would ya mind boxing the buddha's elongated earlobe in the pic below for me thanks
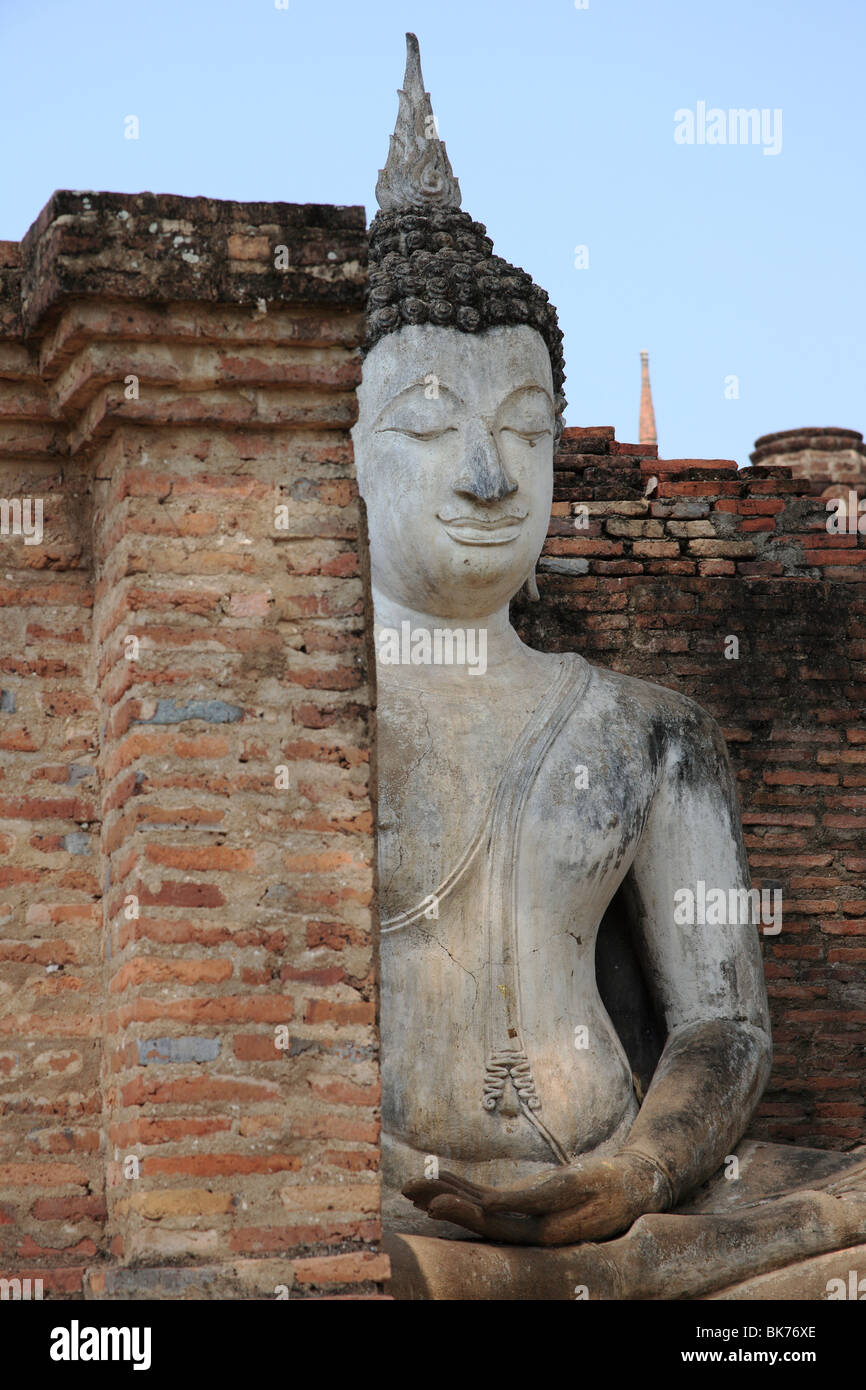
[524,569,540,602]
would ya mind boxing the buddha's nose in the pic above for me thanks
[452,423,518,504]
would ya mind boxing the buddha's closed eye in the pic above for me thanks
[376,425,459,440]
[500,426,552,448]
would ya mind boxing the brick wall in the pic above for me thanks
[1,192,862,1299]
[0,192,386,1298]
[513,426,866,1150]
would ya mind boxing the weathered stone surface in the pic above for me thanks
[17,192,366,336]
[0,189,380,1300]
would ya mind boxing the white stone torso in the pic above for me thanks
[378,654,657,1196]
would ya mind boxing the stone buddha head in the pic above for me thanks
[353,34,567,622]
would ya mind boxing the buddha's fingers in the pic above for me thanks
[535,1203,636,1246]
[480,1172,590,1216]
[403,1173,492,1206]
[432,1169,492,1202]
[427,1194,543,1245]
[403,1172,490,1210]
[402,1179,441,1210]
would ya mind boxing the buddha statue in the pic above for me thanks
[352,35,866,1300]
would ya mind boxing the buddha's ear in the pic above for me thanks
[523,568,540,602]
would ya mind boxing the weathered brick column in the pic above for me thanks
[1,192,385,1298]
[0,237,102,1298]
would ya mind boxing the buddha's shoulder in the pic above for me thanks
[561,654,728,761]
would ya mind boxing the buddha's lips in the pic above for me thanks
[437,514,527,545]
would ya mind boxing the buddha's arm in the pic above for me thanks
[616,1019,770,1209]
[613,700,773,1205]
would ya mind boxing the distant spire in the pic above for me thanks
[639,350,657,448]
[375,33,461,213]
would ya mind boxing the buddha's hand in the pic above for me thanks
[402,1152,669,1246]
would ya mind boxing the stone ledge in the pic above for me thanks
[6,191,367,339]
[80,1255,389,1301]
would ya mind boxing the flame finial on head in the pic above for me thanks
[375,33,462,212]
[365,33,566,425]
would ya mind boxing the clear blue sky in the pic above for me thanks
[2,0,863,465]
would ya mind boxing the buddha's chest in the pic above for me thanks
[376,685,541,903]
[376,682,651,926]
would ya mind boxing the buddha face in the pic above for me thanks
[353,324,555,619]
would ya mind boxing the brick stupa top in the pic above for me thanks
[365,33,566,418]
